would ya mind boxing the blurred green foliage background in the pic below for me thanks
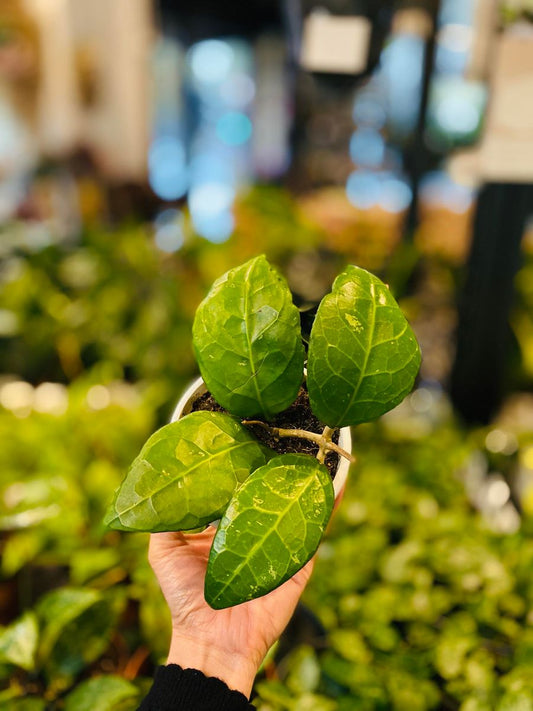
[2,187,533,709]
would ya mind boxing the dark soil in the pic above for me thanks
[191,386,340,479]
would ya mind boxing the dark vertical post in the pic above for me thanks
[450,183,533,424]
[405,0,441,235]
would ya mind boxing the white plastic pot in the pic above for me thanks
[171,376,352,500]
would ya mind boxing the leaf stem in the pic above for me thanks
[242,421,355,464]
[317,425,335,464]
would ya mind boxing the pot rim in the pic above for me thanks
[171,376,352,500]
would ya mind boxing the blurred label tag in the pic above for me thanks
[451,28,533,183]
[480,28,533,181]
[300,13,371,74]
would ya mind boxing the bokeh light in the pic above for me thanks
[435,24,472,74]
[188,183,235,216]
[187,39,234,85]
[216,112,252,146]
[429,79,486,142]
[420,170,475,213]
[350,128,385,168]
[148,136,188,200]
[191,210,234,243]
[379,174,413,213]
[346,171,382,210]
[189,152,235,185]
[352,92,387,129]
[219,74,255,108]
[154,208,185,253]
[380,34,424,138]
[346,171,412,213]
[189,182,235,243]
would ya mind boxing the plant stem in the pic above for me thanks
[317,426,335,464]
[242,421,355,464]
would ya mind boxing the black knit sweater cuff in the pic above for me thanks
[137,664,254,710]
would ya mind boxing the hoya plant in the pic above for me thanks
[105,255,421,609]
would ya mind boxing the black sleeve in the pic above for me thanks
[137,664,255,711]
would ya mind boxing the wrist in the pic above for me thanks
[167,631,259,698]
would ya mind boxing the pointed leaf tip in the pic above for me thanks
[205,454,334,609]
[192,256,305,419]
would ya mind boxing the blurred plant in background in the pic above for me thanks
[1,188,533,708]
[255,407,533,710]
[501,0,533,25]
[1,0,533,705]
[511,226,533,390]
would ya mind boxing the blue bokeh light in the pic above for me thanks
[154,209,185,253]
[148,136,185,172]
[188,40,234,85]
[188,182,235,216]
[435,24,472,75]
[438,0,474,27]
[350,128,385,168]
[148,136,188,201]
[220,74,255,108]
[429,78,486,140]
[216,112,252,146]
[435,44,469,75]
[346,171,412,213]
[188,182,235,243]
[379,175,413,213]
[421,171,474,213]
[191,210,234,243]
[189,152,235,185]
[352,93,387,129]
[436,97,479,134]
[346,172,382,210]
[380,34,424,138]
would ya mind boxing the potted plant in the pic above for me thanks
[105,255,420,609]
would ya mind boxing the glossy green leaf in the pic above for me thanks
[0,612,38,671]
[192,255,305,418]
[307,265,421,427]
[105,412,271,532]
[63,676,139,711]
[205,454,334,609]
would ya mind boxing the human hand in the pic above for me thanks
[148,528,314,697]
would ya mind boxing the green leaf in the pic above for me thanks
[69,547,121,585]
[63,676,139,711]
[435,635,477,680]
[1,530,44,577]
[0,612,38,671]
[307,265,421,427]
[329,629,372,665]
[205,454,334,609]
[192,255,305,418]
[461,699,493,711]
[105,411,271,532]
[285,645,321,694]
[36,587,123,690]
[254,680,293,708]
[36,588,102,663]
[498,693,533,711]
[320,651,386,700]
